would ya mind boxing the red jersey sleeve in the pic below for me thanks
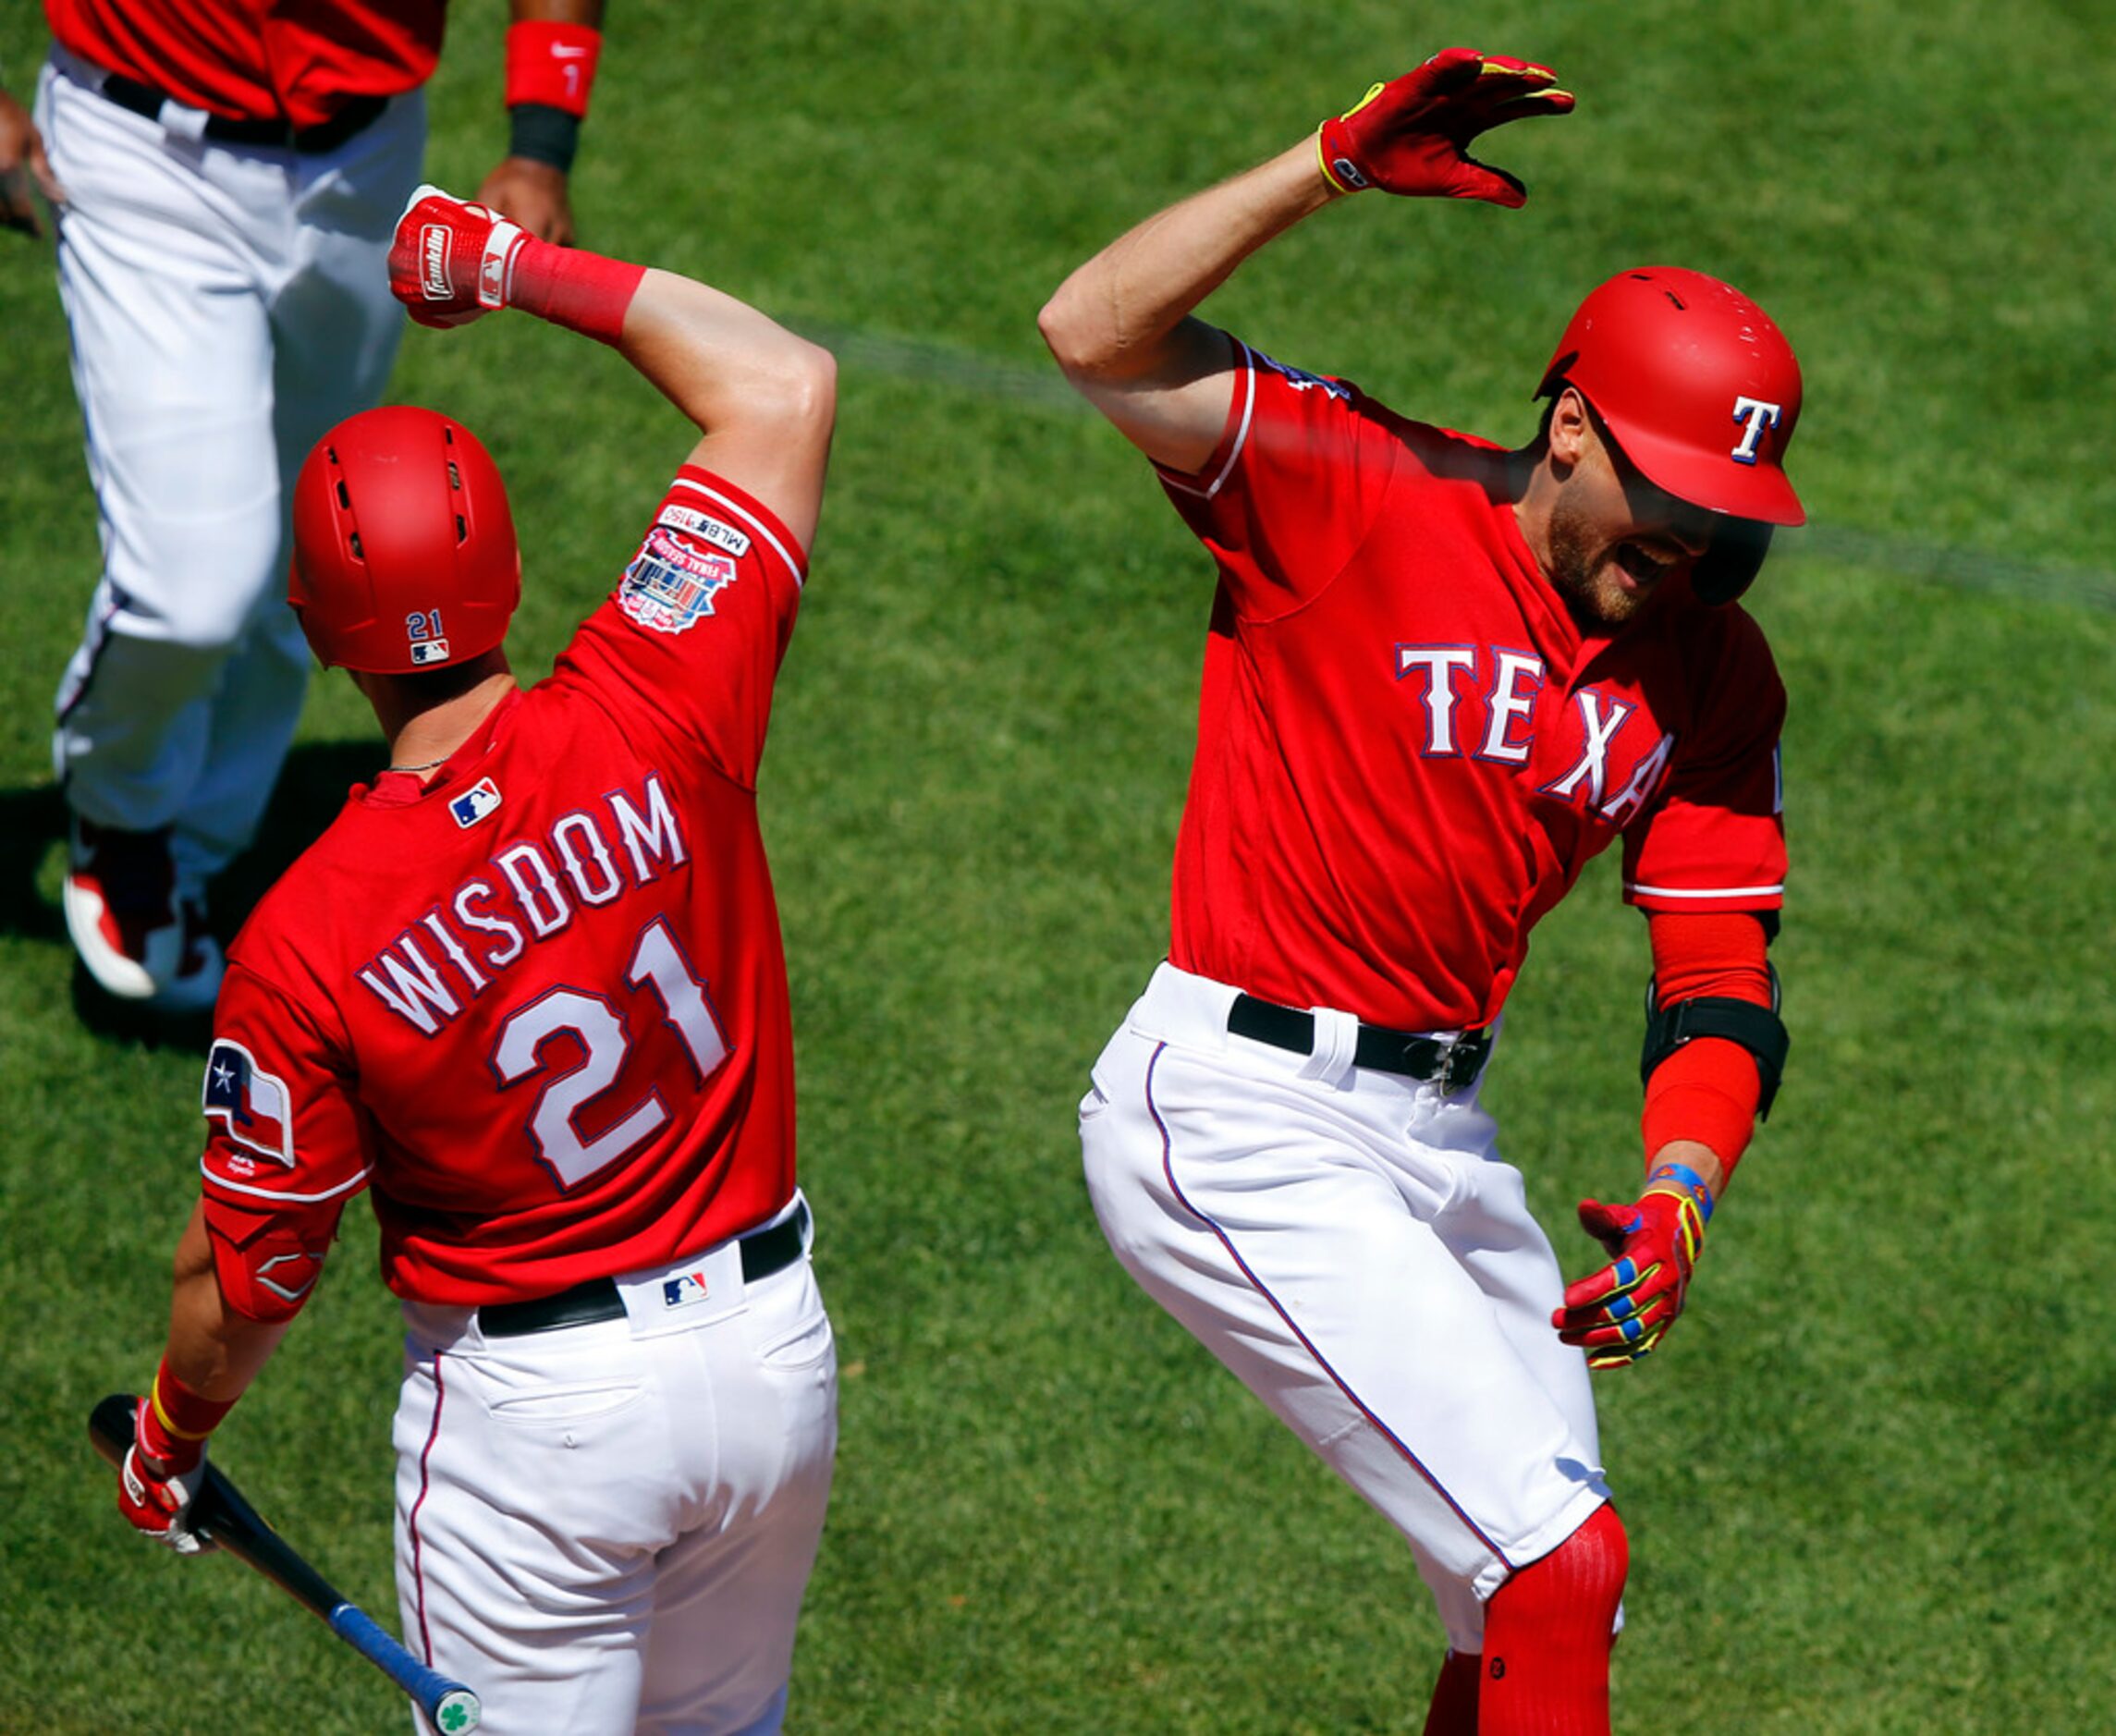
[1155,339,1405,621]
[552,467,810,789]
[199,962,373,1220]
[1622,606,1788,914]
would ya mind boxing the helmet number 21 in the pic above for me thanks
[491,917,731,1189]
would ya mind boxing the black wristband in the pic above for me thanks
[507,103,581,174]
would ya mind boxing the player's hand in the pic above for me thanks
[474,156,574,247]
[0,88,66,238]
[1552,1189,1707,1368]
[388,183,530,329]
[116,1400,214,1554]
[1316,47,1574,206]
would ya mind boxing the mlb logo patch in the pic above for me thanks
[410,639,453,666]
[450,777,503,828]
[662,1270,712,1309]
[618,528,738,636]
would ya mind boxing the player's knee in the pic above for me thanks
[110,528,287,654]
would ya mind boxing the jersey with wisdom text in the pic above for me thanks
[1154,340,1787,1033]
[196,468,808,1307]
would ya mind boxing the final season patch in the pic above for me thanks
[202,1039,295,1168]
[618,526,738,635]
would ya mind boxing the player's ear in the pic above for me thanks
[1546,385,1593,471]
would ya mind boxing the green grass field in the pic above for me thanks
[5,1,2114,1730]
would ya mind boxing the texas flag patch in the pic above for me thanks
[202,1040,295,1168]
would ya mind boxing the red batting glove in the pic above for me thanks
[116,1397,214,1555]
[388,182,531,330]
[1316,47,1574,206]
[1552,1190,1707,1369]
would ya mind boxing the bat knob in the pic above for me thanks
[434,1688,482,1731]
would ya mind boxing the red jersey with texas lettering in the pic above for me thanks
[1156,339,1786,1033]
[47,0,444,128]
[197,468,806,1307]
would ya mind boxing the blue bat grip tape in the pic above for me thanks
[328,1605,482,1730]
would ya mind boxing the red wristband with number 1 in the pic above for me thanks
[504,20,603,118]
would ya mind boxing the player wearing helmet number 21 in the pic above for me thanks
[1043,48,1798,1733]
[114,187,840,1734]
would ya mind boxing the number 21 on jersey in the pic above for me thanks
[491,917,729,1189]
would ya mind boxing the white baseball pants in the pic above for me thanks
[37,47,423,881]
[1080,962,1611,1653]
[393,1199,838,1734]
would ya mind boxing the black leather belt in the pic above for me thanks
[1228,994,1494,1094]
[97,73,387,154]
[480,1201,810,1339]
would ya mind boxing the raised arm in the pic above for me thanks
[474,0,608,245]
[389,188,836,549]
[1038,48,1573,474]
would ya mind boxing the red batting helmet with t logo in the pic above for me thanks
[288,406,521,672]
[1536,268,1804,605]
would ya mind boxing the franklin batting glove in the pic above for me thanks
[116,1399,214,1555]
[388,183,529,330]
[1316,47,1574,206]
[1553,1181,1709,1369]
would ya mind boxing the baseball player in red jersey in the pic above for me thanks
[111,188,839,1733]
[0,0,605,1015]
[1041,50,1799,1734]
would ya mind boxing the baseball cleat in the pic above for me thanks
[63,818,224,1012]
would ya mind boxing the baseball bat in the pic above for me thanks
[90,1393,482,1733]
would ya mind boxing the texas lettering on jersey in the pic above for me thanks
[1392,643,1677,830]
[356,771,689,1036]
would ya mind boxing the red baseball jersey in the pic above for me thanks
[197,468,807,1307]
[1156,340,1786,1033]
[47,0,444,129]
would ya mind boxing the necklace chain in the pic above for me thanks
[387,754,449,775]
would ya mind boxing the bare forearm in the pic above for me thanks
[618,269,834,441]
[1041,140,1341,384]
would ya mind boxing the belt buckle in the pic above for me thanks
[1437,1031,1486,1095]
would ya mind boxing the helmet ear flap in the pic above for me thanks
[1693,519,1774,606]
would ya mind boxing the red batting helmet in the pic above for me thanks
[288,406,521,673]
[1536,266,1804,529]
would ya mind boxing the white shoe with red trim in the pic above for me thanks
[62,818,225,1012]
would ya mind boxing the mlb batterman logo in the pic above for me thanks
[450,777,503,828]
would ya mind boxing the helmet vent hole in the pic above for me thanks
[456,514,469,544]
[336,482,350,509]
[349,531,364,561]
[446,461,462,492]
[1663,289,1687,311]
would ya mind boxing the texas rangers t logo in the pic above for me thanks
[1730,396,1783,465]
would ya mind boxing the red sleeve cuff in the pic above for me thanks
[1642,1036,1761,1170]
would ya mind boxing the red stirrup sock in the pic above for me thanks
[505,237,646,347]
[1421,1647,1481,1735]
[1478,1502,1629,1735]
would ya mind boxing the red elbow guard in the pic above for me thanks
[505,20,603,118]
[202,1195,341,1324]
